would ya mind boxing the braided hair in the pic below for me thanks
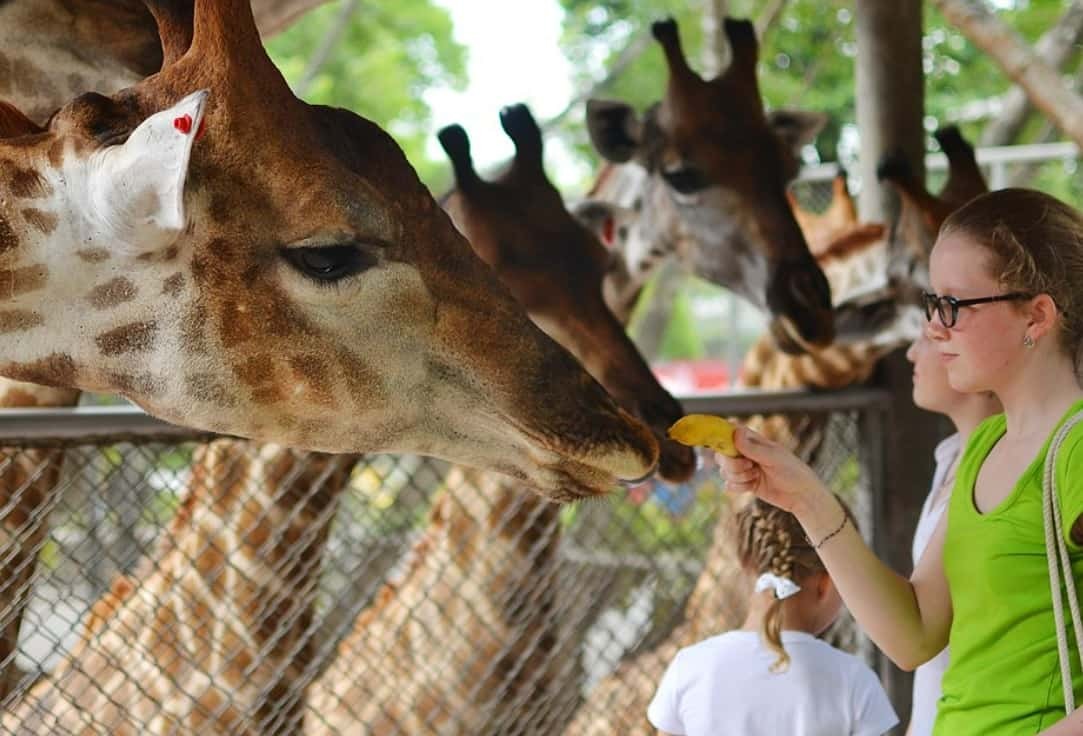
[735,496,855,672]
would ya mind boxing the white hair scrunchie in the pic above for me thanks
[755,572,801,600]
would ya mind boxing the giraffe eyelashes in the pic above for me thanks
[280,244,378,284]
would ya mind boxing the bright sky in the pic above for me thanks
[425,0,582,181]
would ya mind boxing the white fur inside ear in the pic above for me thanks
[86,90,209,251]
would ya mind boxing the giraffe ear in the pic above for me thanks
[586,99,643,163]
[87,90,209,251]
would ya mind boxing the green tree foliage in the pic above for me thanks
[266,0,467,185]
[555,0,1078,177]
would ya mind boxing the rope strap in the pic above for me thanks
[1042,410,1083,714]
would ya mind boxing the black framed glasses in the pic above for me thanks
[921,291,1031,328]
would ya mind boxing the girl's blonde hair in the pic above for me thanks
[940,188,1083,378]
[734,496,854,672]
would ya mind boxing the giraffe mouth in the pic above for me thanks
[766,259,835,354]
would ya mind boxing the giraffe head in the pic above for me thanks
[0,0,658,501]
[584,18,834,355]
[876,125,989,301]
[438,104,694,483]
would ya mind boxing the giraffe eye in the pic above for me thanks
[281,244,377,283]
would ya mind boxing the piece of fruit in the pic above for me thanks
[667,414,740,457]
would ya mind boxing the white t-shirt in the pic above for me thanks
[907,433,961,736]
[647,630,898,736]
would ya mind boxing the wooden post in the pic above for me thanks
[854,2,944,730]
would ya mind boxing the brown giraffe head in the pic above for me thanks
[584,18,834,355]
[0,0,658,501]
[876,125,988,300]
[438,104,695,483]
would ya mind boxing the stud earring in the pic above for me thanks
[1023,334,1035,348]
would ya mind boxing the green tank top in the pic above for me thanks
[935,399,1083,735]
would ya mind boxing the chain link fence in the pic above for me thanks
[0,389,889,734]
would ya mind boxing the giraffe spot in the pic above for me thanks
[5,166,51,199]
[95,321,157,356]
[20,208,57,235]
[107,372,164,398]
[287,354,334,407]
[337,348,382,407]
[162,272,184,297]
[0,217,17,255]
[0,309,42,333]
[77,248,111,263]
[233,354,285,405]
[0,353,77,387]
[86,277,137,309]
[251,383,285,405]
[0,264,47,297]
[185,373,237,408]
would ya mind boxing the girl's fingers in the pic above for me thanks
[716,455,756,473]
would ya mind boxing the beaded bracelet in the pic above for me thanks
[813,507,849,550]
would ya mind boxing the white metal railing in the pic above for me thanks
[797,139,1080,187]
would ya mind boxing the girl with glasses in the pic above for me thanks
[717,188,1083,735]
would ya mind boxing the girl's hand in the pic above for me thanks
[715,426,829,516]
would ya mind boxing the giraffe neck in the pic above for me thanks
[0,378,81,698]
[0,0,151,124]
[307,465,571,735]
[5,440,358,734]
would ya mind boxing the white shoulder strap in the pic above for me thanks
[1042,409,1083,713]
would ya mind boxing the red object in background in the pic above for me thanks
[650,359,740,395]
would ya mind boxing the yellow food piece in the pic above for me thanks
[667,414,740,457]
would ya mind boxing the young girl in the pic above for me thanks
[647,496,898,736]
[718,188,1083,735]
[905,334,1001,735]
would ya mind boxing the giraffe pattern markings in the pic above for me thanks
[95,320,158,356]
[86,277,138,309]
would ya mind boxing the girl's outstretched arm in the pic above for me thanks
[718,426,953,670]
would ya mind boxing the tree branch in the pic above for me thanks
[933,0,1083,150]
[755,0,791,39]
[253,0,335,37]
[541,31,652,132]
[980,0,1083,146]
[293,0,362,97]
